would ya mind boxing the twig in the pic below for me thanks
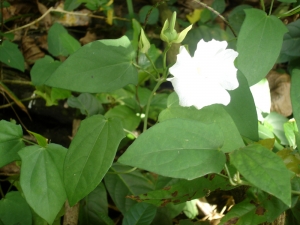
[193,0,237,38]
[5,7,129,34]
[1,80,32,85]
[0,95,40,109]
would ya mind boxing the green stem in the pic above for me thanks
[224,164,237,186]
[145,53,160,77]
[126,0,134,19]
[269,0,274,15]
[260,0,265,11]
[22,138,36,145]
[292,190,300,195]
[108,167,137,174]
[123,129,138,139]
[132,63,157,80]
[143,78,164,132]
[0,184,4,198]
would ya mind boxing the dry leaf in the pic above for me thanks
[36,0,52,29]
[80,30,97,45]
[267,70,292,117]
[22,36,45,65]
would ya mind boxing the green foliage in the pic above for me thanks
[2,1,300,224]
[237,9,288,86]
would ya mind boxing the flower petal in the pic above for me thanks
[169,46,197,78]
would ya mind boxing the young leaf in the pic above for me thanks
[27,130,48,147]
[19,144,67,224]
[0,40,24,71]
[159,95,245,153]
[45,36,138,93]
[67,93,104,116]
[64,115,125,206]
[105,105,141,131]
[236,9,288,86]
[122,202,157,225]
[48,23,81,57]
[230,144,291,207]
[225,71,258,141]
[118,118,226,180]
[104,163,154,214]
[0,120,24,167]
[0,191,32,225]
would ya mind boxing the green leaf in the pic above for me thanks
[236,8,288,86]
[105,105,141,131]
[211,0,226,19]
[27,130,48,147]
[48,23,81,57]
[122,202,157,225]
[159,94,245,153]
[104,163,154,214]
[45,36,138,93]
[31,56,62,86]
[64,0,81,11]
[225,71,258,141]
[131,176,230,206]
[228,4,252,34]
[230,144,291,206]
[79,183,114,225]
[290,60,300,133]
[64,115,125,206]
[0,120,24,167]
[139,5,159,25]
[220,187,288,225]
[67,93,104,116]
[284,120,298,148]
[264,112,289,145]
[0,40,24,71]
[119,118,226,179]
[277,149,300,175]
[19,144,67,224]
[0,191,32,225]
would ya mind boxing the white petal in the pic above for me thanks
[169,46,196,78]
[250,79,271,114]
[194,39,227,62]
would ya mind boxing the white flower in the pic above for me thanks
[250,78,271,121]
[168,39,239,110]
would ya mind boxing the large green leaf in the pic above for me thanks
[225,71,258,141]
[64,115,125,206]
[45,36,138,93]
[79,183,114,225]
[0,120,24,167]
[0,40,24,71]
[289,60,300,133]
[18,144,67,224]
[122,202,157,225]
[30,56,62,86]
[230,144,291,207]
[119,118,226,179]
[48,23,81,57]
[104,163,154,214]
[159,93,244,153]
[0,191,32,225]
[236,8,288,86]
[130,176,229,207]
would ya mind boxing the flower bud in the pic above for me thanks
[160,11,192,44]
[139,28,150,53]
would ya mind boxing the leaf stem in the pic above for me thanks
[292,190,300,195]
[123,129,138,139]
[107,167,137,174]
[269,0,274,15]
[193,0,237,38]
[224,164,237,186]
[260,0,265,12]
[145,53,160,78]
[126,0,134,19]
[143,78,164,132]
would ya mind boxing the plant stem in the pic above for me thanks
[1,80,32,85]
[0,95,40,109]
[193,0,237,38]
[145,53,160,77]
[143,78,164,132]
[260,0,265,11]
[123,129,138,139]
[224,164,237,186]
[0,184,4,198]
[269,0,274,15]
[126,0,134,19]
[292,190,300,195]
